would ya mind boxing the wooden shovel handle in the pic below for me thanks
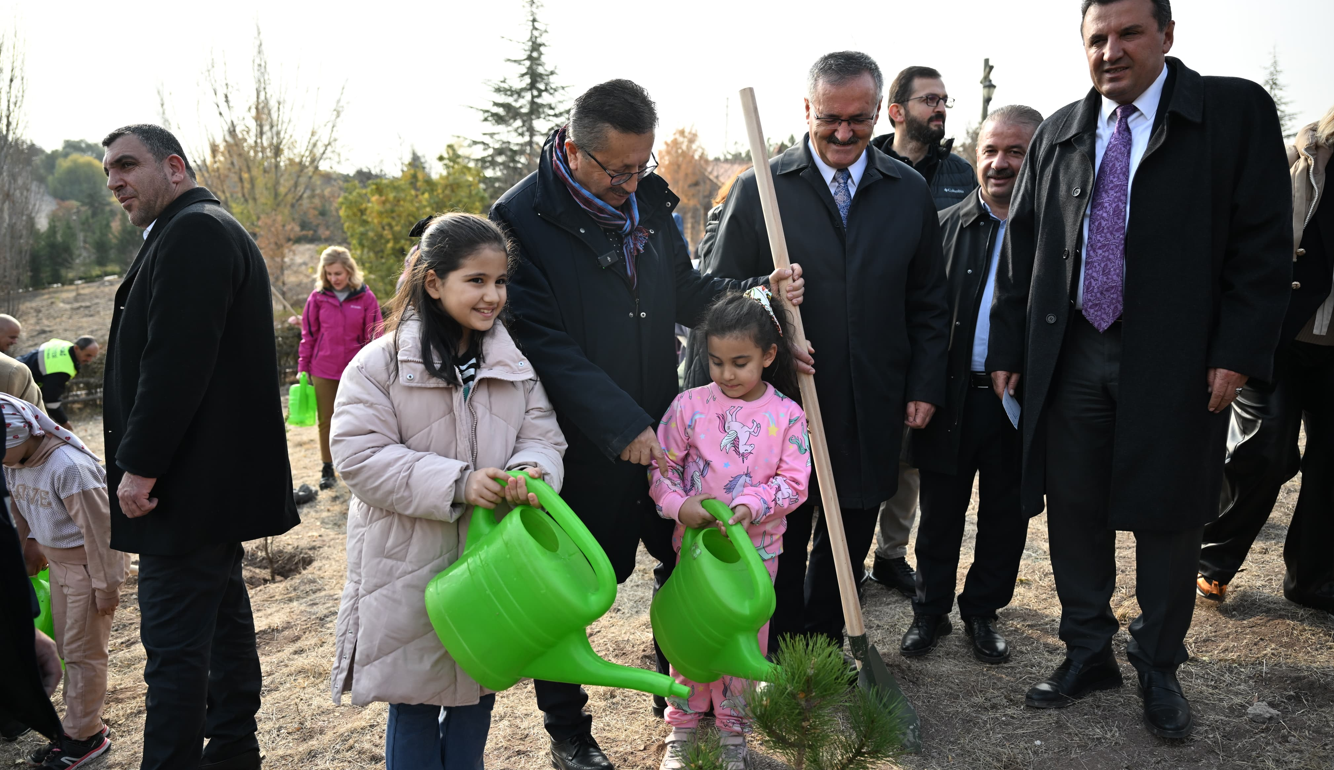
[738,87,866,639]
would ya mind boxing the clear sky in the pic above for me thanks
[14,0,1333,173]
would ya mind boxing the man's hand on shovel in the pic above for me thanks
[769,263,816,375]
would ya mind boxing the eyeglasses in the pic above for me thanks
[813,115,876,130]
[905,94,955,109]
[581,148,658,186]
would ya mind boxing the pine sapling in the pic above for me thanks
[746,635,905,770]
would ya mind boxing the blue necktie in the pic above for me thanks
[833,168,852,227]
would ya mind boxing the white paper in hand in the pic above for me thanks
[1002,389,1021,430]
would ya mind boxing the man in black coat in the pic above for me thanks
[706,51,950,651]
[902,105,1043,665]
[101,124,299,770]
[491,80,803,770]
[863,64,978,598]
[1197,116,1334,612]
[986,0,1291,739]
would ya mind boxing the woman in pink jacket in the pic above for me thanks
[298,247,383,489]
[329,213,565,770]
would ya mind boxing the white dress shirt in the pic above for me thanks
[1076,62,1169,310]
[807,138,869,201]
[143,220,156,240]
[972,192,1007,372]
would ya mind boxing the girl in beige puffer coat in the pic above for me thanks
[329,213,566,770]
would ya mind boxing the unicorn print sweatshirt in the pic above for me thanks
[650,382,811,560]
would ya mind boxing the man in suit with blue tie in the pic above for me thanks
[986,0,1291,739]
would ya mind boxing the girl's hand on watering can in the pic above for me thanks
[465,468,510,509]
[678,495,716,529]
[728,504,754,530]
[503,467,545,507]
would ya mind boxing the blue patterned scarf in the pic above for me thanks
[551,126,649,287]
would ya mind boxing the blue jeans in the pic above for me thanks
[386,696,495,770]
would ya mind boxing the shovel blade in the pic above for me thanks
[851,635,922,753]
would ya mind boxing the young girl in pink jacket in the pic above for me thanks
[649,288,811,770]
[329,213,565,770]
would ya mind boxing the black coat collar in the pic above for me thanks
[126,187,220,282]
[774,133,903,182]
[532,128,679,234]
[954,188,995,228]
[1053,57,1201,147]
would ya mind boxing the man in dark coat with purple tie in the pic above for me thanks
[986,0,1290,740]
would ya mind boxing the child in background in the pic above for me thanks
[2,393,123,769]
[650,288,811,770]
[297,246,384,490]
[329,213,566,770]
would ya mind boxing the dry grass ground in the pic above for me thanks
[2,276,1331,769]
[3,413,1328,770]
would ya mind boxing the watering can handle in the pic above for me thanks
[694,499,777,620]
[468,472,618,614]
[298,372,309,386]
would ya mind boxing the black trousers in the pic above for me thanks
[533,488,677,741]
[1200,341,1334,597]
[1045,316,1203,675]
[914,385,1027,618]
[137,542,262,770]
[769,501,816,651]
[769,499,879,651]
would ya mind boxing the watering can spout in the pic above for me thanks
[717,635,778,683]
[523,631,691,700]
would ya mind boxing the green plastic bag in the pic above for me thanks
[31,568,54,640]
[288,372,317,427]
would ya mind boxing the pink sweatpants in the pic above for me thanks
[663,555,779,735]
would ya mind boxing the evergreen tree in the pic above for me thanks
[1261,47,1297,139]
[475,0,568,200]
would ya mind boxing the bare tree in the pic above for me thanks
[0,29,37,315]
[197,26,345,297]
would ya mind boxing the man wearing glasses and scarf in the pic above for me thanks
[491,79,806,770]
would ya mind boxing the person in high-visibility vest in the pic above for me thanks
[17,337,99,431]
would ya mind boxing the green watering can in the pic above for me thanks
[31,568,54,640]
[650,499,778,684]
[425,472,689,699]
[31,568,64,670]
[287,372,317,427]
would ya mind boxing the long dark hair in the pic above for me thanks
[383,213,513,384]
[699,289,800,400]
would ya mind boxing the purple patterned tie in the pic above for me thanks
[1083,104,1137,332]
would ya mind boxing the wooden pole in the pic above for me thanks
[737,87,866,642]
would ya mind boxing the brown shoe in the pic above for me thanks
[1196,576,1228,603]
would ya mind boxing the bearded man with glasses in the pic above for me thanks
[863,65,980,602]
[704,50,949,654]
[491,79,806,770]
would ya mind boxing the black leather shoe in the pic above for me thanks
[1025,655,1123,708]
[1138,670,1194,739]
[551,733,614,770]
[963,616,1010,664]
[867,555,917,597]
[1284,579,1334,614]
[899,614,951,658]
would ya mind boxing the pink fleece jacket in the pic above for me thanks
[298,285,383,380]
[650,382,811,560]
